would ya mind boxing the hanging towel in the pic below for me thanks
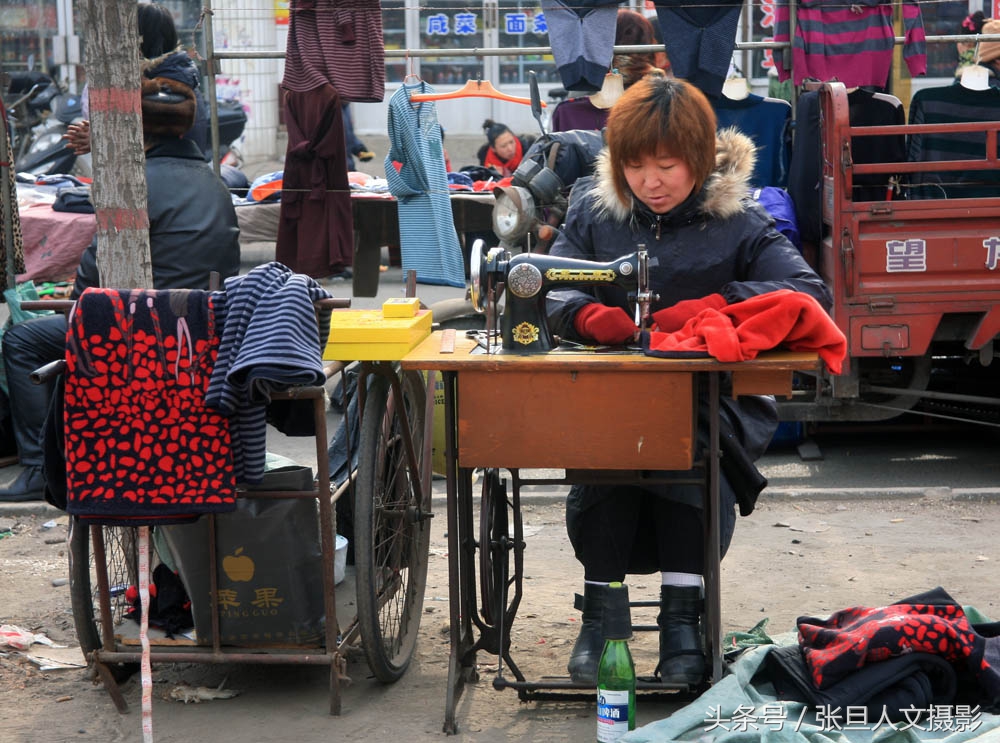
[206,261,332,484]
[641,289,847,373]
[63,288,236,524]
[540,1,620,94]
[384,83,466,288]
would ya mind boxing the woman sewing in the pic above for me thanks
[545,72,832,685]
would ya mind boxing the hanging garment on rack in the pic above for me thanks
[63,288,237,524]
[540,0,620,94]
[0,120,25,291]
[384,83,465,288]
[551,96,609,132]
[276,84,354,279]
[206,261,332,485]
[712,95,792,188]
[282,0,385,102]
[906,85,1000,200]
[787,88,905,245]
[773,0,926,89]
[653,0,744,99]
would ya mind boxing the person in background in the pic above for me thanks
[65,2,211,159]
[0,77,240,502]
[545,72,832,685]
[956,12,1000,87]
[343,102,375,171]
[551,9,672,132]
[476,119,535,177]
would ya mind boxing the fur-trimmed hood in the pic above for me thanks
[590,127,758,223]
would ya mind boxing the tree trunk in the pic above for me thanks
[78,0,153,289]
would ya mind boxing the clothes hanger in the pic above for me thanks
[402,49,421,85]
[960,41,991,91]
[960,64,991,90]
[410,76,544,107]
[589,69,624,109]
[722,76,750,101]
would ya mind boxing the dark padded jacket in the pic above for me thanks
[73,138,240,297]
[547,129,833,560]
[546,127,832,336]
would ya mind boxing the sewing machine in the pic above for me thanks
[469,240,657,353]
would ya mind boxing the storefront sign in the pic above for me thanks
[424,11,546,36]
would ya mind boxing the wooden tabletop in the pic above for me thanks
[401,331,821,374]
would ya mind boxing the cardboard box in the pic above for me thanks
[324,308,432,361]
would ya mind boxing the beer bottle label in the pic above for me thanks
[596,688,630,741]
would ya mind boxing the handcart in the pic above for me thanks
[23,289,435,716]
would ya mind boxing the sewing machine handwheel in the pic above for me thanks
[354,369,432,684]
[470,239,488,313]
[478,468,510,627]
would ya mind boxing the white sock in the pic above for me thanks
[584,579,611,586]
[661,572,703,594]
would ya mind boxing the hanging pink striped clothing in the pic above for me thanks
[282,0,385,102]
[773,0,926,89]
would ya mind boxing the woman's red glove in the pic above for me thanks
[652,294,727,333]
[573,303,638,344]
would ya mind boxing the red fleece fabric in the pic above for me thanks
[574,303,637,345]
[653,293,728,333]
[644,290,847,373]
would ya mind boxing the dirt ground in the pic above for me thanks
[1,484,998,743]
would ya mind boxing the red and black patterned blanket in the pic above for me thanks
[64,288,237,524]
[798,588,1000,704]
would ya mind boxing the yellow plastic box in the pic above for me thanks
[324,309,433,361]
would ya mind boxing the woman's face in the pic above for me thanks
[622,152,696,214]
[492,131,518,161]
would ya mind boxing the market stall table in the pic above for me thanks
[400,331,820,734]
[235,191,494,295]
[16,201,98,284]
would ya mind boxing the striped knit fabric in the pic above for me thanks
[384,83,466,288]
[906,84,1000,199]
[654,0,744,99]
[773,0,926,89]
[282,0,385,102]
[205,261,332,484]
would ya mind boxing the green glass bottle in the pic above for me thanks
[596,582,636,741]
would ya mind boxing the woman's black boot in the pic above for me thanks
[567,583,609,684]
[655,585,706,686]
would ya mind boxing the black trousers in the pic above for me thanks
[572,486,705,583]
[1,314,68,466]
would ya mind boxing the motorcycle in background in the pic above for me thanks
[4,71,247,177]
[431,73,604,329]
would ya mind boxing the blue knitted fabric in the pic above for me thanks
[206,261,332,483]
[385,83,466,288]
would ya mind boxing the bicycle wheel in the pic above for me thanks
[355,369,431,683]
[68,518,140,682]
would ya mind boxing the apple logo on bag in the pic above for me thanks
[222,547,255,582]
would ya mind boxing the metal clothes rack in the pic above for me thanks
[196,0,1000,171]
